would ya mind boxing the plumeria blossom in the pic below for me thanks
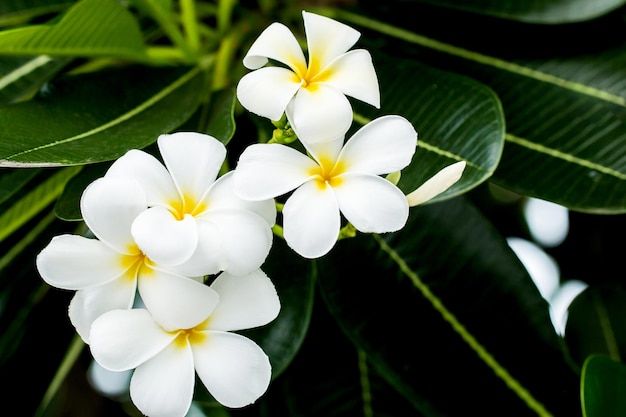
[90,269,280,417]
[233,115,417,258]
[36,176,217,343]
[105,132,276,277]
[236,10,380,144]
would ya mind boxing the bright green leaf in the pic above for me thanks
[581,354,626,417]
[0,0,149,60]
[0,65,207,166]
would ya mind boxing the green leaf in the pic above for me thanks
[54,162,109,220]
[318,197,580,416]
[0,167,40,205]
[565,284,626,367]
[0,55,70,104]
[581,354,626,417]
[0,65,207,166]
[326,8,626,213]
[0,166,80,244]
[0,0,72,28]
[352,55,505,204]
[204,88,237,145]
[408,0,626,24]
[0,0,148,60]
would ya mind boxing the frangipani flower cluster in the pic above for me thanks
[37,132,280,416]
[36,9,467,417]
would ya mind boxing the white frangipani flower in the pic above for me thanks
[233,115,416,259]
[106,132,276,277]
[90,269,280,417]
[36,177,217,343]
[236,10,380,144]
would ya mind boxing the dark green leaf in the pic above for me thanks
[409,0,626,24]
[54,162,110,220]
[0,55,70,104]
[0,167,40,204]
[0,0,73,28]
[0,0,148,60]
[581,354,626,417]
[328,8,626,213]
[565,284,626,367]
[204,88,237,145]
[353,55,505,204]
[0,65,207,166]
[318,197,580,416]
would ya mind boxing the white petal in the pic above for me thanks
[406,161,467,206]
[303,11,360,71]
[201,210,273,276]
[158,132,226,204]
[286,84,353,144]
[138,267,219,331]
[236,67,302,121]
[322,49,379,108]
[242,22,306,71]
[36,235,126,290]
[207,270,280,331]
[338,115,417,174]
[168,219,223,277]
[90,309,175,371]
[202,172,277,227]
[130,342,195,417]
[233,143,316,200]
[105,149,179,207]
[334,173,409,233]
[69,280,137,343]
[80,177,147,254]
[282,180,340,258]
[193,331,271,408]
[131,207,198,266]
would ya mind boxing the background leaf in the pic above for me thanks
[0,55,70,104]
[581,354,626,417]
[318,196,580,416]
[353,55,505,203]
[0,0,148,59]
[327,6,626,213]
[407,0,626,23]
[0,0,73,28]
[0,65,207,166]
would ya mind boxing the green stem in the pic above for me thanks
[180,0,200,53]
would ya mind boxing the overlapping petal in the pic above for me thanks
[338,115,417,175]
[201,172,277,227]
[131,207,198,266]
[130,342,196,417]
[234,143,317,200]
[158,132,226,203]
[319,49,380,108]
[242,22,306,71]
[36,235,127,290]
[282,181,341,258]
[237,67,302,121]
[137,268,219,331]
[207,270,280,332]
[193,331,272,408]
[334,173,409,233]
[105,149,179,208]
[198,210,273,276]
[90,309,176,371]
[302,11,360,71]
[69,279,137,343]
[80,177,147,255]
[286,85,353,143]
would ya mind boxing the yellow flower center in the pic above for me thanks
[168,192,207,221]
[171,318,211,348]
[309,156,345,189]
[119,244,155,282]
